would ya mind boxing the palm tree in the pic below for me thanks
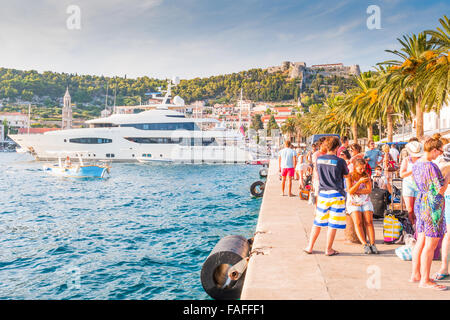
[378,32,436,139]
[310,96,352,138]
[418,16,450,111]
[281,117,297,142]
[339,71,384,142]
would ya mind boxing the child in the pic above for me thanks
[346,158,378,254]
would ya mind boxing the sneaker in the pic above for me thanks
[364,244,371,254]
[370,244,379,254]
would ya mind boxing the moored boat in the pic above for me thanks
[43,151,111,178]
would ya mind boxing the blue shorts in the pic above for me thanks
[346,201,374,214]
[403,179,418,198]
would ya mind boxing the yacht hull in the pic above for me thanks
[10,129,254,164]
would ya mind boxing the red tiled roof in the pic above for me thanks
[0,112,27,116]
[273,107,293,112]
[18,128,60,134]
[261,115,292,121]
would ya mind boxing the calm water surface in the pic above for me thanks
[0,153,262,299]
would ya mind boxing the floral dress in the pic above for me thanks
[411,161,447,238]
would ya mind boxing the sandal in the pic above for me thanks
[303,248,313,254]
[325,250,339,256]
[433,273,450,281]
[419,283,448,291]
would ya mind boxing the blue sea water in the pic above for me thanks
[0,153,262,299]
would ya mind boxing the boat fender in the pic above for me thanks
[259,168,268,178]
[250,181,265,197]
[200,235,250,300]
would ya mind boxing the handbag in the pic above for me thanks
[395,234,416,261]
[383,214,403,243]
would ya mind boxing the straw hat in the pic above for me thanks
[405,141,424,157]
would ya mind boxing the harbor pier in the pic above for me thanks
[241,159,450,300]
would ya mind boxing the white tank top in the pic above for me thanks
[403,157,415,184]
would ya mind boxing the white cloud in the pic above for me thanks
[0,0,448,80]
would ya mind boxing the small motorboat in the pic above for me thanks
[43,152,111,178]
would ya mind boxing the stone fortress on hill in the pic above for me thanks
[267,61,361,79]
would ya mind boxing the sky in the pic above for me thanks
[0,0,448,80]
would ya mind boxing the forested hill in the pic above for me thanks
[0,66,357,108]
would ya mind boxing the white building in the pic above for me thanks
[101,108,112,118]
[423,103,450,132]
[389,102,450,142]
[0,112,29,129]
[191,101,206,118]
[61,87,73,130]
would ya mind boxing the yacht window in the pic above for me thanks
[121,122,197,131]
[106,153,115,158]
[180,138,217,146]
[69,138,112,144]
[92,123,118,128]
[124,137,181,144]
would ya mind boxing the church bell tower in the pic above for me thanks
[62,87,72,130]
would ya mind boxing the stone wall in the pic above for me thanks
[268,61,360,79]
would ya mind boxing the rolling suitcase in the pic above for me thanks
[370,176,390,219]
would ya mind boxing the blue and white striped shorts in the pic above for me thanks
[314,190,347,229]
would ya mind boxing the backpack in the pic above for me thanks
[369,188,390,219]
[365,162,372,176]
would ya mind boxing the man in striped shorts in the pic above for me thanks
[304,136,349,256]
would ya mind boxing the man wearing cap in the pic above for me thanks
[399,141,424,225]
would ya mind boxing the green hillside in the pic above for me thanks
[0,66,357,121]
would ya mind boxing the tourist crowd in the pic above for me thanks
[278,133,450,291]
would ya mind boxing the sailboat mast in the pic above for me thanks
[105,82,109,110]
[28,103,31,135]
[113,79,117,112]
[238,88,243,129]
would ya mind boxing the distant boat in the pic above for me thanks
[43,151,111,178]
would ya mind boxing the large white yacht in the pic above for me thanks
[10,79,258,163]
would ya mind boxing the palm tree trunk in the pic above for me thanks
[367,124,373,141]
[387,113,394,143]
[416,98,424,140]
[351,122,358,143]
